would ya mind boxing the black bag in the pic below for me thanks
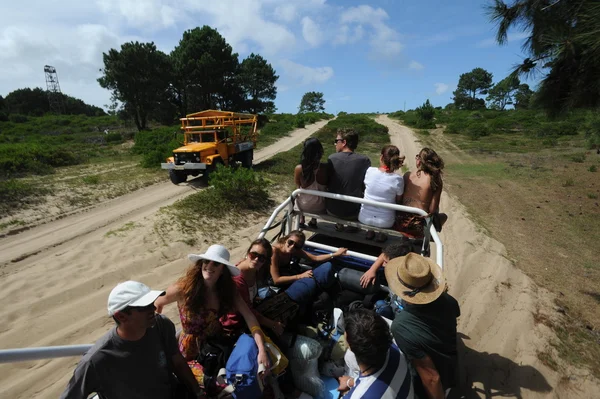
[197,338,233,378]
[254,291,299,325]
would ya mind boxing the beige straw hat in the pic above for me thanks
[384,252,445,305]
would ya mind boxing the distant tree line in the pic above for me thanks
[99,25,279,131]
[0,88,106,121]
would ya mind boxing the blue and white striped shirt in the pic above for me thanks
[346,344,413,399]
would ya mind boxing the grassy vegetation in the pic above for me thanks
[393,108,600,377]
[258,112,333,147]
[167,165,273,233]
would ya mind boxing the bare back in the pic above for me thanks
[402,170,441,214]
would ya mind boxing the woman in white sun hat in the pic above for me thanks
[155,244,270,392]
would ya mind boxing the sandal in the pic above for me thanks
[375,232,388,243]
[308,218,318,228]
[365,230,375,240]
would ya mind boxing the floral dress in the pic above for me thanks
[177,303,223,385]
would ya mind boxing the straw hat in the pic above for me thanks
[384,252,445,305]
[188,244,240,276]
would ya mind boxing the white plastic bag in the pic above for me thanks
[289,335,325,397]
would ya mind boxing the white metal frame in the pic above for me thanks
[258,189,444,269]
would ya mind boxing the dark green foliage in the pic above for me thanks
[132,126,182,168]
[171,26,239,115]
[514,84,534,110]
[173,165,271,220]
[466,122,490,139]
[258,113,332,147]
[299,92,326,113]
[98,41,172,131]
[239,53,278,114]
[0,144,82,177]
[105,132,123,143]
[453,68,493,110]
[486,76,520,110]
[415,99,437,128]
[486,0,600,114]
[388,110,404,119]
[9,114,29,123]
[4,87,105,117]
[295,114,306,128]
[535,122,579,137]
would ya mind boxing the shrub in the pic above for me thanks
[9,114,29,123]
[590,165,597,172]
[82,175,100,185]
[0,111,8,122]
[416,100,435,122]
[338,111,348,116]
[445,120,467,134]
[466,122,490,139]
[571,153,586,163]
[105,132,123,143]
[536,121,578,137]
[0,179,50,214]
[295,114,306,128]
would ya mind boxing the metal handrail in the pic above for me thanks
[0,344,92,364]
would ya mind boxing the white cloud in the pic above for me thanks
[337,5,404,62]
[301,17,322,47]
[274,4,297,22]
[279,59,333,85]
[97,0,178,29]
[434,83,449,95]
[409,61,424,71]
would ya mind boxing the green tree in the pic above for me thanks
[416,99,435,121]
[514,84,534,110]
[171,26,239,115]
[238,53,278,114]
[98,41,171,130]
[453,68,493,110]
[486,76,520,110]
[299,91,325,113]
[487,0,600,114]
[4,88,49,116]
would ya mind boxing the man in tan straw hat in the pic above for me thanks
[385,253,460,399]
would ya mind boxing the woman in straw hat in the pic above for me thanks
[385,253,460,399]
[155,244,270,390]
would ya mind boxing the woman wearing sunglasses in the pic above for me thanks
[232,238,285,336]
[270,230,347,306]
[155,244,270,391]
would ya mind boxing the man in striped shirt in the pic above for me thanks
[337,309,414,398]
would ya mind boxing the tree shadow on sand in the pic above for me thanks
[450,333,553,399]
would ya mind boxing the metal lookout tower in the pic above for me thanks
[44,65,64,114]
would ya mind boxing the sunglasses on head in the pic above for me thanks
[248,251,267,262]
[287,239,303,250]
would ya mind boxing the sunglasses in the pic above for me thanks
[248,251,268,262]
[415,154,421,159]
[287,239,303,250]
[333,138,344,144]
[202,259,222,267]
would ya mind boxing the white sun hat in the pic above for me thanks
[188,244,240,276]
[107,281,165,316]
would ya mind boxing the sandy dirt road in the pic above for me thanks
[0,119,329,399]
[0,119,330,269]
[377,115,599,398]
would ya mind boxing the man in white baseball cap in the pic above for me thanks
[61,281,205,399]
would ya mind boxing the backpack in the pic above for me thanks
[225,334,263,399]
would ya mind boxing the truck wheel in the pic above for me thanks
[241,150,253,168]
[169,170,187,185]
[202,159,223,184]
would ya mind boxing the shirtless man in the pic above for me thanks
[396,148,447,237]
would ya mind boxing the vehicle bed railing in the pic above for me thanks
[0,344,92,363]
[258,189,444,269]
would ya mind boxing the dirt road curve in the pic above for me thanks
[0,119,329,269]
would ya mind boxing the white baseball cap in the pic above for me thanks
[107,281,165,316]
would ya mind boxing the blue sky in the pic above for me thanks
[0,0,533,114]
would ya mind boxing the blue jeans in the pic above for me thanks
[285,262,335,305]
